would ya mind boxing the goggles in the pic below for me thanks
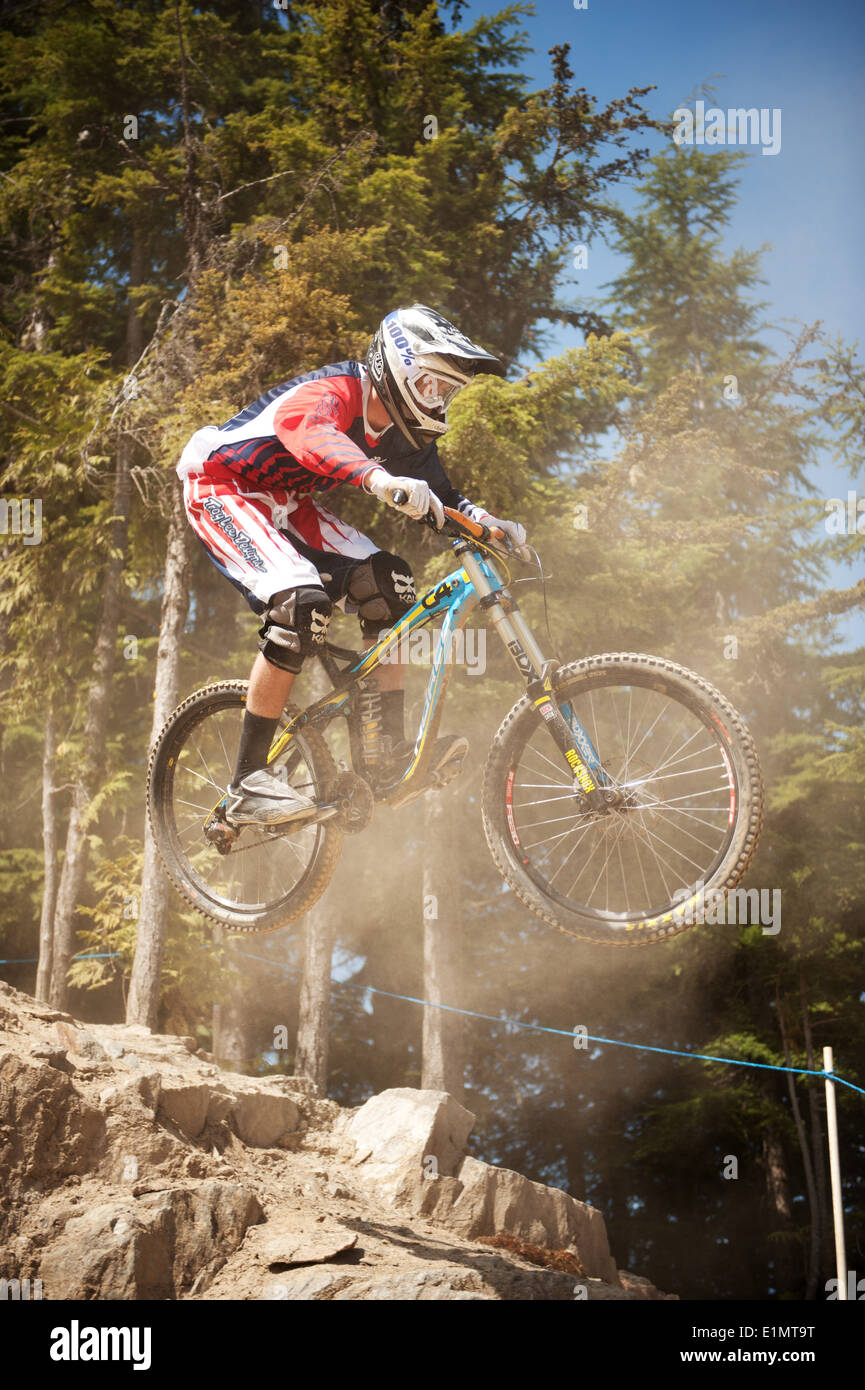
[405,367,464,414]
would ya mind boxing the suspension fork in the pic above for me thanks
[460,546,615,808]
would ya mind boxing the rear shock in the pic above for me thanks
[358,678,385,776]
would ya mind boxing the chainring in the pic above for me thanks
[330,771,375,834]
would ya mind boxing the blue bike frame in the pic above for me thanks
[268,538,609,803]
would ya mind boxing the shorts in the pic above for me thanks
[183,456,379,617]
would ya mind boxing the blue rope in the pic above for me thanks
[4,942,862,1098]
[231,947,865,1097]
[0,952,121,965]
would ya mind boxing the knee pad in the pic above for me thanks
[258,585,333,672]
[347,552,416,637]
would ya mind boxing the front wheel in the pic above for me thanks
[482,653,764,947]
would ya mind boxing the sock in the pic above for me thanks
[380,689,405,746]
[233,710,281,784]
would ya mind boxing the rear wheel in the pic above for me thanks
[147,681,342,933]
[482,654,764,946]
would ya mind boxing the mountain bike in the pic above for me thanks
[147,503,764,946]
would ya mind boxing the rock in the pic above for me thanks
[31,1046,69,1071]
[231,1092,299,1148]
[0,1054,105,1238]
[38,1181,263,1299]
[343,1088,474,1204]
[332,1267,494,1301]
[126,1070,161,1114]
[429,1155,618,1283]
[341,1088,616,1283]
[617,1269,678,1300]
[103,1039,125,1060]
[157,1083,212,1138]
[258,1222,357,1268]
[53,1022,108,1064]
[205,1090,234,1124]
[262,1269,352,1300]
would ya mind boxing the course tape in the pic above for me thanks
[4,946,861,1098]
[232,948,865,1098]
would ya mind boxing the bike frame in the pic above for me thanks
[265,535,609,804]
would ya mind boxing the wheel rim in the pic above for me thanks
[504,677,738,925]
[161,700,326,917]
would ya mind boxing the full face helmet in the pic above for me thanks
[366,304,505,447]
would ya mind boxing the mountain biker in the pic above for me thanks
[177,304,528,827]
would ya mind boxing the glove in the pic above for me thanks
[477,512,529,559]
[363,466,445,529]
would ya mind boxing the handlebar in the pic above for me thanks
[391,488,510,552]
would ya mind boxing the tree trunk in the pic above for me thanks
[34,705,59,1002]
[777,988,821,1298]
[49,439,132,1007]
[212,932,255,1072]
[49,217,143,1009]
[126,481,191,1027]
[293,662,333,1093]
[761,1126,796,1297]
[800,969,833,1277]
[420,791,463,1097]
[294,897,334,1094]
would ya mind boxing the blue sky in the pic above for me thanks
[464,0,864,645]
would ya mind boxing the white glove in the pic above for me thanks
[478,512,529,558]
[363,466,445,528]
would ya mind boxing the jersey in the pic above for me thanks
[177,359,482,519]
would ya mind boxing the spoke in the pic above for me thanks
[544,818,598,884]
[627,814,677,903]
[631,812,712,877]
[627,764,726,786]
[514,780,574,791]
[638,807,723,856]
[645,804,730,832]
[514,791,580,810]
[524,743,573,781]
[191,742,222,796]
[578,817,629,906]
[646,732,716,778]
[518,808,595,832]
[175,797,212,814]
[215,719,235,781]
[180,761,226,795]
[631,823,653,912]
[618,699,671,783]
[615,832,630,915]
[521,821,589,852]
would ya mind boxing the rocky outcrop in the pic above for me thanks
[339,1089,618,1282]
[38,1182,263,1299]
[0,982,676,1301]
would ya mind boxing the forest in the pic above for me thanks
[0,0,862,1301]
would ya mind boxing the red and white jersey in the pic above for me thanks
[177,359,479,516]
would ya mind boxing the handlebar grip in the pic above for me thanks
[392,488,408,506]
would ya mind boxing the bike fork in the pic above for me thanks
[460,548,616,810]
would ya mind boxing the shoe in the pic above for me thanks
[225,768,316,826]
[383,734,469,790]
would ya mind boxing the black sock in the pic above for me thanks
[233,710,281,783]
[380,689,405,746]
